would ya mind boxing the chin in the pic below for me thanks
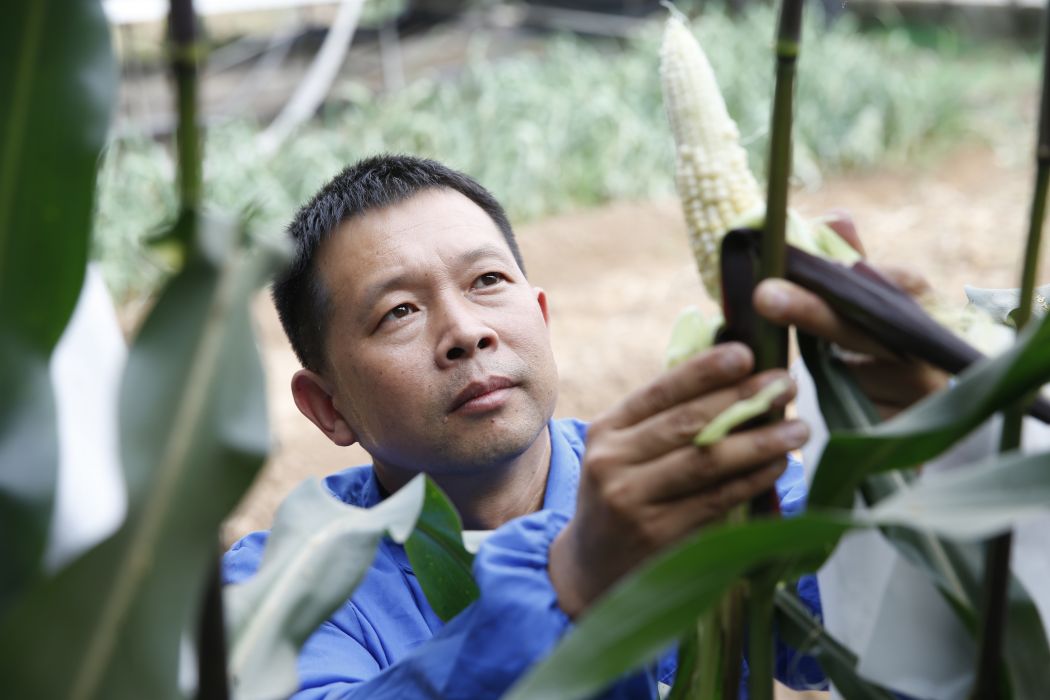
[435,416,549,473]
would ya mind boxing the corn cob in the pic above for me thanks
[659,14,1015,360]
[660,14,763,302]
[660,14,860,303]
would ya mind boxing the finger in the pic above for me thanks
[636,419,809,502]
[876,264,933,298]
[753,278,899,361]
[846,357,949,411]
[642,460,788,545]
[609,370,795,464]
[601,343,753,431]
[821,210,866,257]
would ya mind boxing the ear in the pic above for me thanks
[291,369,357,447]
[534,287,551,326]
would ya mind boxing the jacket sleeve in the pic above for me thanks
[226,509,659,700]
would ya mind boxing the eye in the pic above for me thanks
[472,272,505,289]
[380,303,417,326]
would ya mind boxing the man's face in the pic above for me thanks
[314,187,559,476]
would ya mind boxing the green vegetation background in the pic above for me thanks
[94,8,1038,300]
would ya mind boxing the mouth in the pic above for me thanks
[450,376,517,415]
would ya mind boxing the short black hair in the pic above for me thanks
[272,154,524,373]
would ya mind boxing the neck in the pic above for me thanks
[373,427,552,530]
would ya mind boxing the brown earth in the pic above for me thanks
[223,145,1047,698]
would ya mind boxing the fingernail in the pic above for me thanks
[779,421,809,445]
[719,344,748,372]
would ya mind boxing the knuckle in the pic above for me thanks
[747,429,773,455]
[668,406,703,443]
[687,445,717,473]
[751,461,785,489]
[584,445,618,476]
[588,414,612,436]
[705,484,734,515]
[600,477,636,514]
[636,517,667,550]
[642,382,676,415]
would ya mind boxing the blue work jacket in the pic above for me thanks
[224,418,826,698]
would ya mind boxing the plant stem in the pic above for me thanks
[720,584,745,700]
[170,3,226,698]
[196,553,230,700]
[756,0,803,375]
[746,2,803,698]
[746,574,776,700]
[170,0,202,212]
[971,6,1050,694]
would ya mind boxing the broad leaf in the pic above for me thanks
[666,622,704,700]
[865,450,1050,540]
[665,306,721,369]
[0,0,116,611]
[505,516,850,700]
[801,333,1050,693]
[860,446,1050,698]
[0,0,115,351]
[799,332,974,604]
[1002,577,1050,700]
[796,332,880,431]
[773,587,896,700]
[0,216,280,700]
[809,312,1050,508]
[226,476,427,700]
[0,340,58,613]
[404,479,479,622]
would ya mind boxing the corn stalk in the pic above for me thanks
[746,2,803,698]
[170,0,201,216]
[169,2,231,699]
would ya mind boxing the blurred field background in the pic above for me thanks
[98,0,1048,571]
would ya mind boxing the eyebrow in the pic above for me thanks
[357,245,513,317]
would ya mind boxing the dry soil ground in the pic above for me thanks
[222,145,1048,699]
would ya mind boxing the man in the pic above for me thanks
[224,154,941,698]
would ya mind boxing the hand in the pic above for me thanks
[753,213,949,419]
[547,343,807,617]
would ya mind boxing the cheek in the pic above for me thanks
[352,350,430,407]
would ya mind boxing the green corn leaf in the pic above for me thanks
[404,478,479,622]
[0,215,281,700]
[504,516,850,700]
[809,312,1050,509]
[0,0,116,612]
[0,341,58,614]
[666,622,704,700]
[797,332,881,431]
[226,476,427,700]
[694,377,792,446]
[800,330,1050,694]
[799,332,974,603]
[864,450,1050,540]
[665,306,721,369]
[0,0,115,352]
[862,450,1050,697]
[773,586,897,700]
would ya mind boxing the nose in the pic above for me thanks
[435,299,498,366]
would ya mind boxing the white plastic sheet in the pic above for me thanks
[45,265,127,571]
